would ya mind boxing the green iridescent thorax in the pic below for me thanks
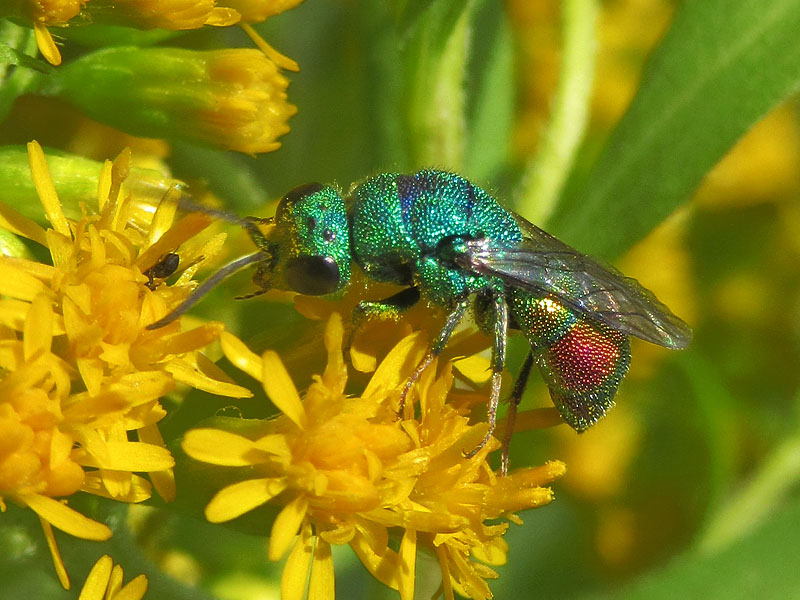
[266,183,352,295]
[350,170,523,308]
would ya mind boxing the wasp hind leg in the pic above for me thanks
[497,351,535,475]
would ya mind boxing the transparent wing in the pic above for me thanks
[460,217,692,349]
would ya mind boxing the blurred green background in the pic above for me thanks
[2,0,800,598]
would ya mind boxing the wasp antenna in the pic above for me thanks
[178,194,256,229]
[146,251,268,330]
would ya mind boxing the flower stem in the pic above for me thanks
[697,425,800,553]
[515,0,598,222]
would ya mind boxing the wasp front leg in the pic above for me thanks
[396,297,472,417]
[347,287,421,366]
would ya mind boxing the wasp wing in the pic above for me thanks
[461,217,692,349]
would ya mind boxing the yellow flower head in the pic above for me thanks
[50,47,298,154]
[0,141,251,589]
[87,0,241,30]
[184,313,565,600]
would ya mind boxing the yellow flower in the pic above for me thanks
[184,313,565,600]
[0,141,251,588]
[6,0,300,68]
[87,0,241,30]
[0,0,85,65]
[219,0,304,22]
[79,554,148,600]
[50,47,297,154]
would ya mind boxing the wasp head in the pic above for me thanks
[251,182,352,296]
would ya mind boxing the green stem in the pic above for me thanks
[514,0,598,222]
[696,419,800,554]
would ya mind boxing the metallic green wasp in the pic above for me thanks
[150,170,691,472]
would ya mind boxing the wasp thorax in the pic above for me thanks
[270,182,352,296]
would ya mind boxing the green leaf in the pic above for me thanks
[603,496,800,599]
[548,0,800,259]
[401,0,476,169]
[0,21,45,121]
[463,3,514,181]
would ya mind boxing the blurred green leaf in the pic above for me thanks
[463,2,514,181]
[401,0,476,169]
[515,0,597,223]
[601,496,800,599]
[0,21,43,120]
[549,0,800,259]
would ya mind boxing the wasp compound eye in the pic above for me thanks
[277,183,325,222]
[286,255,341,296]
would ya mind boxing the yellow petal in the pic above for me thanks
[147,185,181,246]
[281,526,313,600]
[164,358,252,398]
[0,298,63,334]
[268,495,308,561]
[138,424,176,502]
[46,229,75,270]
[452,353,491,383]
[76,357,104,397]
[27,142,70,235]
[262,350,306,429]
[24,494,112,541]
[96,159,112,212]
[398,528,417,600]
[239,23,300,71]
[205,477,287,522]
[33,23,61,66]
[23,294,53,360]
[252,434,291,460]
[82,472,152,503]
[78,441,175,472]
[321,313,346,393]
[78,555,112,600]
[0,202,48,246]
[350,343,377,373]
[97,468,131,501]
[107,564,124,597]
[135,213,213,273]
[159,322,225,355]
[0,260,51,301]
[221,331,262,381]
[435,545,456,600]
[308,538,334,600]
[115,574,148,600]
[362,331,428,400]
[349,534,399,590]
[183,429,265,466]
[39,517,70,590]
[206,7,241,26]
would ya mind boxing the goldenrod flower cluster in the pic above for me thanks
[0,142,566,598]
[0,141,250,589]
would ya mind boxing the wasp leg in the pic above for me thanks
[348,287,421,356]
[352,286,421,329]
[397,298,471,416]
[242,216,274,249]
[499,351,535,475]
[464,292,508,463]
